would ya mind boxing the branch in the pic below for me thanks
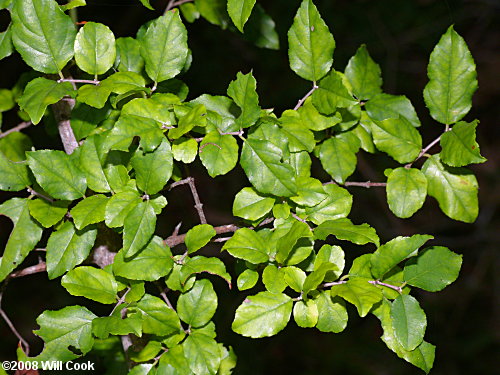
[324,180,387,188]
[406,134,442,167]
[165,0,193,12]
[57,78,100,85]
[293,84,319,111]
[169,177,207,224]
[27,187,54,202]
[0,121,32,139]
[369,280,403,293]
[165,223,239,247]
[52,99,78,154]
[9,261,46,278]
[0,286,30,354]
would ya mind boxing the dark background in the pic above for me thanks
[0,0,498,374]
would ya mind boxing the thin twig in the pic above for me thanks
[9,261,47,278]
[57,78,100,85]
[406,134,442,167]
[169,177,207,224]
[27,187,54,203]
[344,181,387,188]
[165,223,239,247]
[110,288,131,316]
[165,0,192,12]
[293,84,319,111]
[322,280,347,288]
[369,280,403,293]
[0,287,30,354]
[0,121,32,139]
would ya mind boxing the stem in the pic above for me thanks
[57,78,100,85]
[169,177,207,224]
[0,121,32,139]
[0,286,30,354]
[293,83,319,111]
[109,288,131,316]
[406,134,443,168]
[165,0,193,12]
[52,99,78,154]
[27,187,54,202]
[9,261,47,278]
[165,223,239,247]
[322,280,347,288]
[324,180,387,188]
[369,280,403,293]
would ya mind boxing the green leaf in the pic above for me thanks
[92,312,142,339]
[228,0,256,32]
[440,120,486,166]
[370,117,422,163]
[288,0,335,81]
[293,299,318,328]
[177,279,217,327]
[123,200,156,257]
[131,138,173,194]
[74,22,116,76]
[200,132,239,177]
[370,234,433,279]
[157,345,191,375]
[233,187,275,221]
[232,291,293,338]
[0,150,32,191]
[61,266,118,304]
[240,138,297,197]
[172,137,198,163]
[282,266,306,292]
[190,94,238,132]
[138,0,154,10]
[195,0,229,28]
[298,183,352,225]
[237,269,259,291]
[298,97,341,131]
[113,236,173,281]
[11,0,76,73]
[279,110,315,152]
[70,194,108,230]
[27,199,69,228]
[227,71,261,128]
[373,300,435,373]
[319,137,357,183]
[183,332,221,375]
[180,256,232,288]
[391,294,427,351]
[312,71,358,114]
[403,246,462,292]
[61,0,86,11]
[185,224,216,254]
[365,93,421,128]
[105,189,141,228]
[0,88,15,112]
[134,294,181,336]
[242,4,279,50]
[103,72,149,95]
[141,11,188,84]
[79,134,112,193]
[222,228,269,264]
[275,219,312,264]
[32,306,96,361]
[314,244,344,280]
[115,37,145,74]
[421,154,478,223]
[330,277,383,317]
[0,132,32,162]
[0,26,13,61]
[76,84,112,109]
[290,176,327,207]
[27,151,86,200]
[386,168,427,218]
[345,45,382,100]
[46,221,97,279]
[423,26,477,125]
[315,218,379,247]
[0,198,43,281]
[303,263,338,294]
[18,77,74,124]
[262,264,287,293]
[315,291,348,333]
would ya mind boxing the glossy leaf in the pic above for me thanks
[180,256,232,288]
[242,4,279,50]
[27,150,87,200]
[228,0,256,32]
[115,37,144,73]
[200,132,239,177]
[233,187,275,220]
[123,200,156,257]
[78,134,111,192]
[27,199,68,228]
[403,246,462,292]
[370,234,433,279]
[61,266,118,304]
[195,0,229,28]
[131,138,173,194]
[345,44,382,100]
[237,269,259,291]
[288,0,335,81]
[330,277,383,317]
[177,279,217,327]
[275,219,312,264]
[75,22,116,76]
[18,78,74,124]
[0,26,13,61]
[0,150,31,191]
[92,313,142,340]
[105,188,141,228]
[157,345,191,375]
[183,332,221,375]
[290,176,328,207]
[135,294,181,336]
[240,138,297,197]
[279,110,315,152]
[141,11,188,84]
[282,266,306,292]
[173,137,198,163]
[303,263,338,294]
[423,26,477,125]
[391,294,427,351]
[222,228,269,264]
[262,264,287,293]
[46,221,97,279]
[386,168,427,218]
[294,299,318,328]
[422,154,478,223]
[113,236,173,281]
[314,218,379,247]
[299,183,352,225]
[315,291,348,333]
[0,198,43,281]
[11,0,76,73]
[185,224,216,254]
[312,71,358,114]
[32,306,96,361]
[298,97,341,131]
[314,244,344,280]
[319,137,357,183]
[370,117,422,163]
[365,93,421,127]
[76,84,112,109]
[232,291,293,338]
[440,120,486,167]
[71,194,108,229]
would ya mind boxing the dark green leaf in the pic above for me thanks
[314,218,379,247]
[0,150,32,191]
[228,0,256,32]
[185,224,216,254]
[79,134,112,193]
[288,0,335,81]
[0,26,13,60]
[319,137,357,183]
[227,71,261,128]
[440,120,486,166]
[242,4,279,50]
[312,71,357,114]
[365,93,421,127]
[232,187,275,220]
[330,277,383,317]
[222,228,269,264]
[75,22,116,76]
[200,132,239,177]
[123,200,156,257]
[345,45,382,100]
[61,266,118,304]
[391,294,427,351]
[71,194,108,229]
[386,168,427,218]
[177,279,217,327]
[195,0,229,28]
[423,26,477,125]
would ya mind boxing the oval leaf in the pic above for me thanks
[391,294,427,351]
[74,22,116,76]
[61,266,118,304]
[386,168,427,219]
